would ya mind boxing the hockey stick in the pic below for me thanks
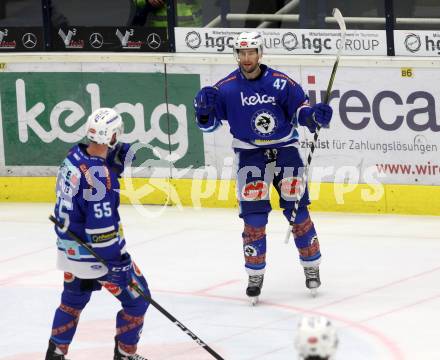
[49,215,225,360]
[284,8,346,243]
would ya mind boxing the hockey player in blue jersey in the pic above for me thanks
[194,32,333,304]
[45,108,150,360]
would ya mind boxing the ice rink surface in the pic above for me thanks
[1,203,439,360]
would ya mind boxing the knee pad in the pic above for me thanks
[242,223,267,272]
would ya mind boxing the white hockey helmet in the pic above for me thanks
[233,31,263,62]
[86,108,123,148]
[294,316,338,360]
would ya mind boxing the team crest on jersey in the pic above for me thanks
[241,180,269,201]
[251,109,277,137]
[278,177,301,200]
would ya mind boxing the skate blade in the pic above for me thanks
[310,288,318,297]
[250,296,259,306]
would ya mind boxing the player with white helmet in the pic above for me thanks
[194,32,334,304]
[233,31,264,63]
[295,316,339,360]
[85,107,124,148]
[46,108,150,360]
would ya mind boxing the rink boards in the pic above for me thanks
[0,53,439,215]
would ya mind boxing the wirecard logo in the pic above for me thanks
[306,86,440,132]
[241,92,276,106]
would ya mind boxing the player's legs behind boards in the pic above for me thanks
[242,213,268,305]
[111,263,150,360]
[284,206,321,295]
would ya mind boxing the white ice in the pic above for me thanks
[1,203,439,360]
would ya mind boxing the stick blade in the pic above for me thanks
[332,8,346,32]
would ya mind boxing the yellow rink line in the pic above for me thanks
[0,177,439,215]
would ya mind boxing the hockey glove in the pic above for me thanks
[312,103,333,128]
[105,253,132,289]
[107,143,134,177]
[194,86,218,123]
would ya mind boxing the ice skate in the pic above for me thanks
[45,340,69,360]
[304,266,321,297]
[114,338,149,360]
[246,274,264,306]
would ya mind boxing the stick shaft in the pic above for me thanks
[284,9,346,243]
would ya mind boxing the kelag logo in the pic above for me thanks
[0,73,204,168]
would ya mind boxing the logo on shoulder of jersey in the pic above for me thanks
[251,110,277,137]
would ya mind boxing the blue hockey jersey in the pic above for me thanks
[199,64,312,149]
[54,143,126,279]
